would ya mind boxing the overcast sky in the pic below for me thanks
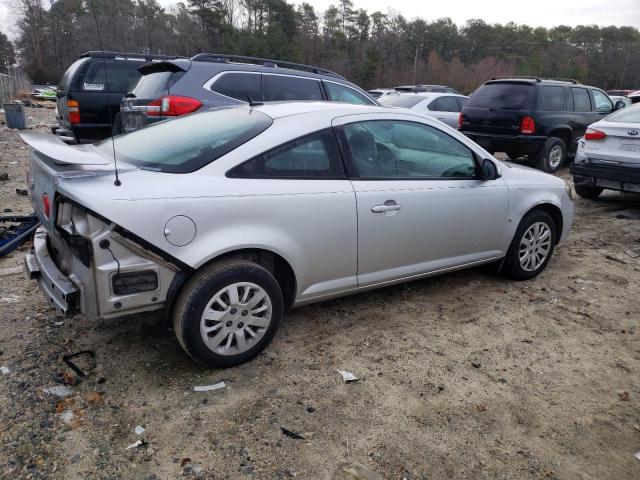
[1,0,638,38]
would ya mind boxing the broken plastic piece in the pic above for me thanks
[193,381,225,392]
[337,369,359,383]
[280,427,305,440]
[0,366,9,375]
[125,440,144,450]
[44,385,72,398]
[63,350,96,377]
[135,425,145,435]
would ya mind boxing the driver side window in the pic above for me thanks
[341,120,477,179]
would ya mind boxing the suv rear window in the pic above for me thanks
[467,83,535,110]
[95,108,273,173]
[82,60,144,92]
[379,95,424,108]
[131,70,184,98]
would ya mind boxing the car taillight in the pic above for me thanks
[42,193,50,219]
[458,112,463,129]
[146,95,202,116]
[67,100,80,124]
[584,128,607,141]
[520,116,535,134]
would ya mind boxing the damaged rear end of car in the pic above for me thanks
[22,133,180,319]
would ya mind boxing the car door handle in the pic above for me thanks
[371,202,402,213]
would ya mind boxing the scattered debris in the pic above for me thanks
[15,188,27,196]
[53,321,64,327]
[180,458,192,467]
[85,391,103,404]
[472,362,481,368]
[0,172,8,181]
[476,404,487,412]
[337,369,359,383]
[619,391,630,401]
[125,440,144,450]
[280,427,305,440]
[135,425,145,435]
[44,385,72,398]
[306,406,316,413]
[59,410,74,424]
[0,366,9,375]
[624,249,640,258]
[63,350,96,377]
[574,278,596,285]
[193,381,226,392]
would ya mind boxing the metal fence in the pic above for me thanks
[0,67,32,104]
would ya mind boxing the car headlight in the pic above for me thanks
[565,184,573,200]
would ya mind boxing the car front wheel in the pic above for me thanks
[535,137,566,173]
[173,259,283,368]
[502,210,557,280]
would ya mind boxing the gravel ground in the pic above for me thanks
[1,107,639,480]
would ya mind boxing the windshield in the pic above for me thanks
[379,95,425,108]
[95,108,273,173]
[467,83,535,110]
[606,104,640,123]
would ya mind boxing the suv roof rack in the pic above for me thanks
[190,53,345,80]
[81,51,184,61]
[490,76,541,82]
[547,77,579,84]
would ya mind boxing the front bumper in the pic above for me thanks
[570,162,640,193]
[463,131,547,154]
[25,228,78,314]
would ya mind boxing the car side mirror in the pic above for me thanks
[479,158,499,180]
[614,100,626,111]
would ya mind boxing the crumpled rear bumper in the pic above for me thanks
[25,227,78,315]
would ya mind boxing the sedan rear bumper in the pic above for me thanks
[25,227,79,314]
[570,162,640,193]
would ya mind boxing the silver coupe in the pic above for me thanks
[22,102,574,367]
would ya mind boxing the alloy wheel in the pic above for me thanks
[519,222,552,272]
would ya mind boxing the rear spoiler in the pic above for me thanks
[138,59,191,75]
[19,133,111,166]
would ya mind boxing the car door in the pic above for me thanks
[426,95,462,128]
[333,113,509,287]
[591,89,614,121]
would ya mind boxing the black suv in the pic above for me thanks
[460,77,624,172]
[120,53,376,133]
[54,51,181,142]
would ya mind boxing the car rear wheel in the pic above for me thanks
[173,259,283,368]
[535,137,566,173]
[502,210,557,280]
[574,183,603,199]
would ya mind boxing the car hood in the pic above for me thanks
[501,161,565,189]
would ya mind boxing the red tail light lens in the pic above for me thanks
[584,128,607,141]
[67,100,80,124]
[42,193,50,219]
[458,112,463,129]
[146,95,202,117]
[520,116,535,134]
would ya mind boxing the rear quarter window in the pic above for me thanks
[538,86,565,111]
[210,72,261,102]
[262,75,323,101]
[58,58,86,91]
[571,88,592,112]
[466,83,535,110]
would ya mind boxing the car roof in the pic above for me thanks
[251,101,388,119]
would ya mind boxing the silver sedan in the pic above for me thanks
[22,102,574,367]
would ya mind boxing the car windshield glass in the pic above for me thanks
[379,95,424,108]
[95,108,273,173]
[466,83,535,110]
[606,105,640,123]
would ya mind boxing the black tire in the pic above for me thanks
[574,183,603,199]
[502,210,557,280]
[173,259,283,368]
[535,137,566,173]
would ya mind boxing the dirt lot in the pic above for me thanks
[1,107,639,480]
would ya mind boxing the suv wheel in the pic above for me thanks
[173,259,283,368]
[574,183,603,199]
[502,210,557,280]
[535,137,566,173]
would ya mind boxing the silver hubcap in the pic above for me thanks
[519,222,552,272]
[548,145,563,169]
[200,282,272,356]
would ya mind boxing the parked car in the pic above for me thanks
[120,53,376,133]
[23,102,573,367]
[54,51,181,142]
[570,103,640,198]
[379,92,468,128]
[394,84,460,94]
[629,90,640,104]
[367,88,395,99]
[606,89,635,97]
[460,77,625,173]
[608,95,632,108]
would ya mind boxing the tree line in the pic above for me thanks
[3,0,640,92]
